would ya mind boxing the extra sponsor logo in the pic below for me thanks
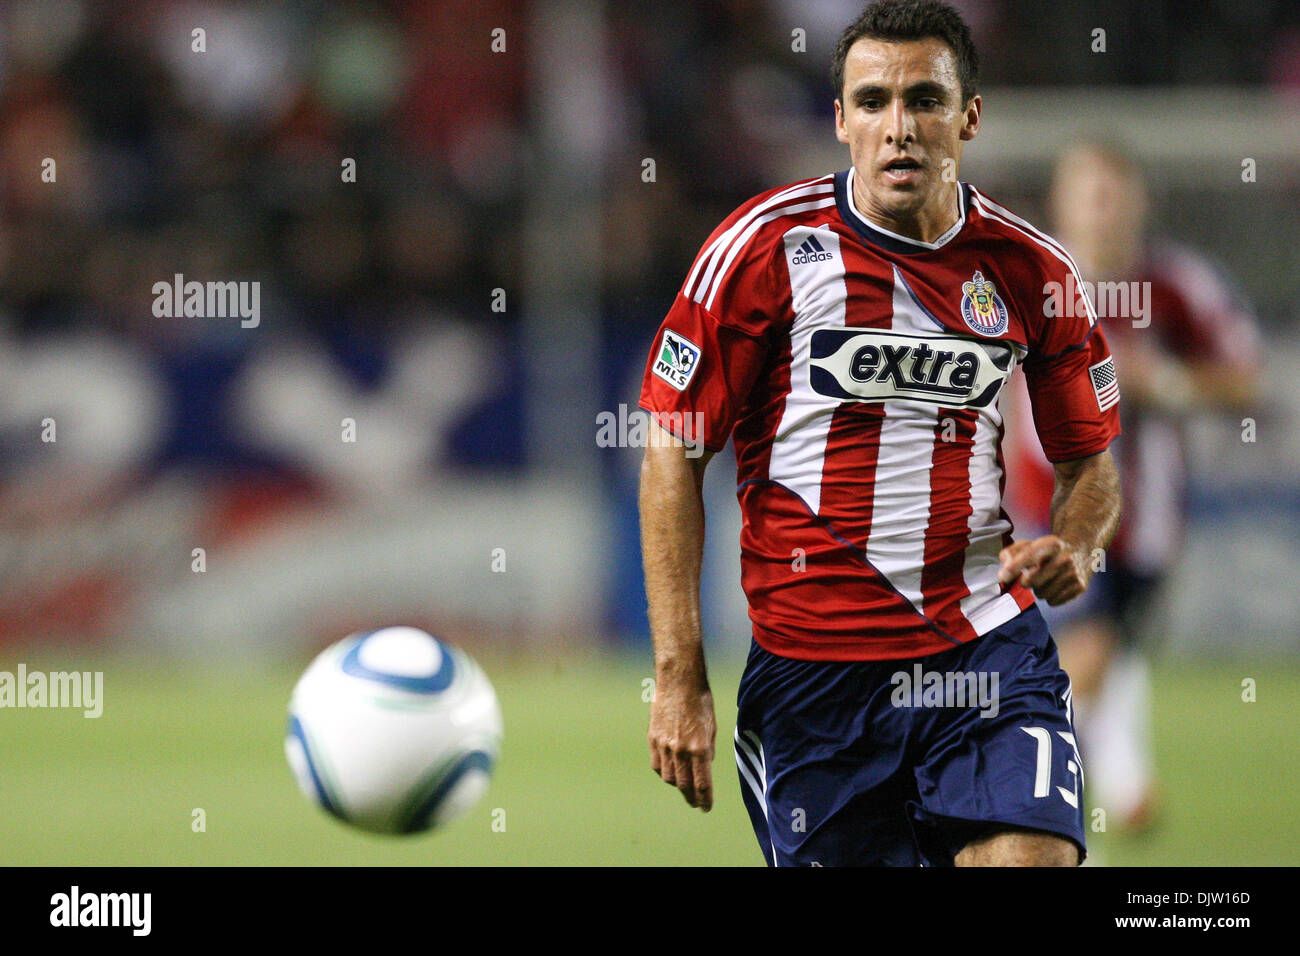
[808,327,1016,408]
[959,270,1009,337]
[652,329,701,391]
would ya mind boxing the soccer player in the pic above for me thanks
[637,0,1123,867]
[1001,139,1261,834]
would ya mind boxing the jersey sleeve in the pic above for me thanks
[638,297,770,452]
[1150,243,1262,371]
[638,200,789,453]
[1022,260,1122,463]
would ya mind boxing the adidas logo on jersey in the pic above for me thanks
[791,235,834,264]
[808,328,1017,409]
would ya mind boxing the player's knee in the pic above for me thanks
[955,829,1080,867]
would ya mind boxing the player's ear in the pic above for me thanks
[834,98,849,144]
[959,94,981,142]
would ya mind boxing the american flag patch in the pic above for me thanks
[1089,356,1120,412]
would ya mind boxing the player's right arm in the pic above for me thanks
[640,432,716,811]
[635,184,791,810]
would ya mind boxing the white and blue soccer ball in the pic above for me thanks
[285,626,503,835]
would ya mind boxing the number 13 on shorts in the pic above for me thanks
[1021,726,1084,808]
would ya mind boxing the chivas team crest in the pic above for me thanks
[960,271,1009,337]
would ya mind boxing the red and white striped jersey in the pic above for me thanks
[640,168,1121,661]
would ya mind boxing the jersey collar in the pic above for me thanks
[836,166,969,255]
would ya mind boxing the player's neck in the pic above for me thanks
[851,173,961,245]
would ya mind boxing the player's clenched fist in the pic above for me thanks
[648,680,717,812]
[998,535,1092,606]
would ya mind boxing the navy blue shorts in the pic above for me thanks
[734,605,1085,866]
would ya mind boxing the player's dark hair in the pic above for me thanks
[831,0,979,106]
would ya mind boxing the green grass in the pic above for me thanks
[0,652,1294,865]
[1084,664,1298,866]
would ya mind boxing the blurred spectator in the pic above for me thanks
[0,1,1296,649]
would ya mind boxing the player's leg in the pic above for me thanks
[908,605,1087,867]
[1039,564,1116,726]
[1052,614,1117,812]
[733,725,777,867]
[1056,567,1162,833]
[1086,641,1159,831]
[1054,616,1119,704]
[735,639,921,866]
[953,827,1078,866]
[733,725,920,866]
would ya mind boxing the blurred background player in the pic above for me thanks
[1002,138,1261,834]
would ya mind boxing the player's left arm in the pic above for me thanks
[1121,249,1263,414]
[998,448,1121,605]
[1112,338,1259,414]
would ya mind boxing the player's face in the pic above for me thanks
[835,37,979,238]
[1050,149,1147,251]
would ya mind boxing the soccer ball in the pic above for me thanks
[285,626,503,835]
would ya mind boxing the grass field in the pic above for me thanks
[1,650,1295,866]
